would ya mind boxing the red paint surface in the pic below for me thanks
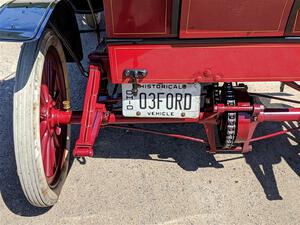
[103,0,174,38]
[180,0,294,38]
[108,44,300,84]
[290,9,300,35]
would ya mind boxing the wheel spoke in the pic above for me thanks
[40,121,48,138]
[41,130,52,177]
[41,85,50,105]
[50,69,57,96]
[53,132,61,149]
[49,139,56,177]
[50,137,57,171]
[40,106,48,120]
[53,90,60,102]
[46,59,51,87]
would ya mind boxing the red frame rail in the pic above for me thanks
[108,43,300,84]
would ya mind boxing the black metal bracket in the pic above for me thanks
[123,69,148,96]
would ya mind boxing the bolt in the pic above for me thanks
[136,111,141,116]
[181,112,186,117]
[63,100,71,111]
[182,84,187,89]
[203,69,212,78]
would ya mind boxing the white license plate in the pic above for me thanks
[122,84,201,118]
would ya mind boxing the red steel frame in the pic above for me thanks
[46,46,300,157]
[108,44,300,84]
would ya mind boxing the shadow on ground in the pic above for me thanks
[245,121,300,200]
[245,100,300,200]
[94,124,224,171]
[92,119,300,202]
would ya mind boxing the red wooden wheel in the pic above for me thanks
[40,47,68,187]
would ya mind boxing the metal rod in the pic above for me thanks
[250,126,300,142]
[106,125,206,144]
[249,92,300,104]
[282,82,300,92]
[214,104,256,113]
[258,108,300,121]
[107,116,201,124]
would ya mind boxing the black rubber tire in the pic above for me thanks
[13,30,71,207]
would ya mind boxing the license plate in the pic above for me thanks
[122,84,201,118]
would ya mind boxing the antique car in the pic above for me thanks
[1,0,300,207]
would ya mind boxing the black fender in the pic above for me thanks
[71,0,103,14]
[0,0,83,62]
